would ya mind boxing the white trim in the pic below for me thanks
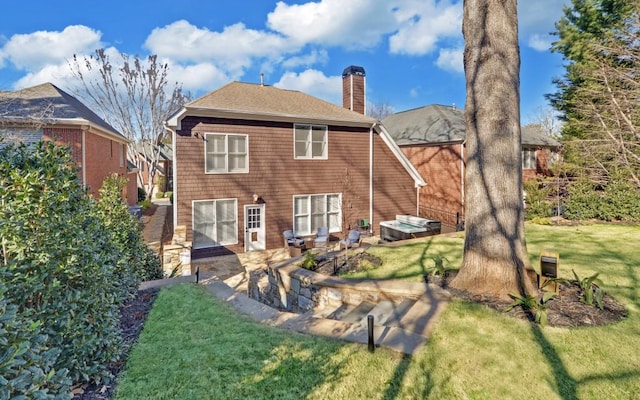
[192,198,238,249]
[293,124,328,160]
[81,128,87,188]
[203,132,249,174]
[292,193,341,236]
[460,143,465,214]
[369,126,374,230]
[374,123,426,188]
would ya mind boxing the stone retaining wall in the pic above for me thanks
[162,225,192,277]
[249,258,427,314]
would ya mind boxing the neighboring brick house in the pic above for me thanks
[165,66,425,258]
[0,83,137,205]
[382,104,560,227]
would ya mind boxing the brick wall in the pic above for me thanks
[402,143,464,226]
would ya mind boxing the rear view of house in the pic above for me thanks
[0,83,137,205]
[166,66,425,258]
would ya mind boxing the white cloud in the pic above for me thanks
[518,0,569,51]
[167,62,231,93]
[0,25,102,71]
[389,1,462,55]
[267,0,392,49]
[527,34,552,52]
[281,49,329,69]
[409,87,419,98]
[435,47,463,73]
[144,20,292,74]
[274,69,342,105]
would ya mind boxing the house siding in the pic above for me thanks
[175,116,417,257]
[402,143,464,227]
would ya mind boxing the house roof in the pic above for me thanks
[133,141,172,162]
[383,104,466,145]
[383,104,561,147]
[0,83,127,143]
[174,81,377,127]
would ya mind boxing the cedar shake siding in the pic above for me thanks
[175,116,418,258]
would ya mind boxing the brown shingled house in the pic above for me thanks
[0,83,137,205]
[165,66,425,258]
[382,104,560,228]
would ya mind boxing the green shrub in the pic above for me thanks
[524,179,552,219]
[299,252,318,270]
[96,175,163,283]
[565,174,640,221]
[164,191,173,198]
[155,191,165,198]
[0,142,133,389]
[139,199,153,210]
[0,288,72,399]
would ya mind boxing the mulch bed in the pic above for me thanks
[73,288,159,400]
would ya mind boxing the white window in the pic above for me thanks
[205,133,248,173]
[293,193,341,236]
[522,148,536,169]
[119,144,125,167]
[192,199,238,248]
[294,124,327,159]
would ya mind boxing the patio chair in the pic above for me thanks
[314,226,329,248]
[339,229,361,250]
[356,219,371,236]
[283,230,303,247]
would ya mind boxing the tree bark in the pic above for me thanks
[450,0,536,299]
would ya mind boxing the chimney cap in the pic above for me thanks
[342,65,366,78]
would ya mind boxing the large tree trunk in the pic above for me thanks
[450,0,536,299]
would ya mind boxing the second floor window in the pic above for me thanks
[205,133,248,173]
[294,124,327,159]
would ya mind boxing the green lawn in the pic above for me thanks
[115,223,640,400]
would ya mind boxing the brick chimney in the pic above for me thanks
[342,65,366,114]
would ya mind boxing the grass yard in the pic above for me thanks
[115,223,640,399]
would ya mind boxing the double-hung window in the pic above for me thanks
[294,124,327,159]
[205,133,248,173]
[293,193,341,236]
[192,199,238,248]
[522,148,536,169]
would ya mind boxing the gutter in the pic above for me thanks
[163,122,177,232]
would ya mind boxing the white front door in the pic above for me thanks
[244,204,265,251]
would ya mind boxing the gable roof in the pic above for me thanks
[170,81,376,128]
[0,83,127,142]
[383,104,561,147]
[383,104,465,145]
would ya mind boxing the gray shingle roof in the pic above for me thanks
[0,83,125,140]
[383,104,561,147]
[186,81,376,126]
[383,104,465,145]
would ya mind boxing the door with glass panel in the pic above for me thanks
[244,204,265,251]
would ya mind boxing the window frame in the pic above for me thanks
[522,147,537,169]
[204,133,249,174]
[292,193,341,236]
[192,198,238,249]
[293,124,328,160]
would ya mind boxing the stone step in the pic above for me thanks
[395,293,448,337]
[327,303,358,320]
[361,298,416,327]
[339,301,377,324]
[312,303,343,319]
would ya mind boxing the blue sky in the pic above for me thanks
[0,0,568,123]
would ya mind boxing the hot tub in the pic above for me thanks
[379,215,441,242]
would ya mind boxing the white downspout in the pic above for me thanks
[164,123,178,232]
[416,187,420,216]
[460,143,465,219]
[369,126,374,232]
[81,127,87,188]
